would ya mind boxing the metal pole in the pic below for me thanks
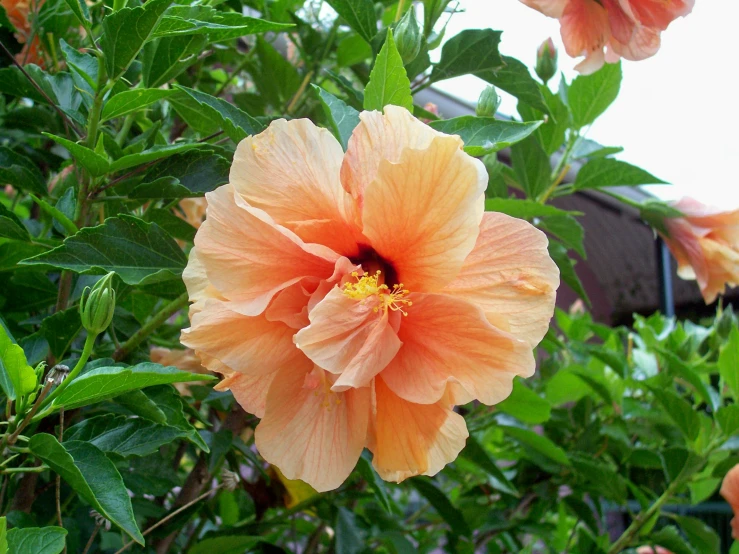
[655,236,675,317]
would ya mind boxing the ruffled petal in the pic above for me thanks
[215,370,276,418]
[519,0,569,18]
[183,247,224,315]
[441,212,559,347]
[369,377,468,482]
[560,0,610,59]
[181,299,301,377]
[610,24,661,61]
[194,184,340,316]
[619,0,693,30]
[361,133,486,291]
[380,293,535,405]
[230,118,362,256]
[294,287,402,391]
[255,363,370,492]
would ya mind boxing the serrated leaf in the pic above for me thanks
[253,36,302,107]
[60,39,97,91]
[43,133,109,177]
[485,198,578,220]
[410,477,471,537]
[325,0,377,44]
[313,85,360,151]
[173,85,264,143]
[0,147,48,196]
[130,151,230,198]
[363,29,412,112]
[101,0,174,80]
[29,435,144,544]
[152,10,291,41]
[0,324,36,401]
[65,413,188,457]
[500,425,571,466]
[0,203,31,241]
[142,34,207,88]
[568,61,622,128]
[62,0,89,29]
[109,143,203,172]
[574,158,667,190]
[145,385,209,451]
[49,362,214,411]
[428,116,542,156]
[101,88,177,121]
[21,215,186,285]
[430,29,503,82]
[6,526,66,554]
[571,137,623,160]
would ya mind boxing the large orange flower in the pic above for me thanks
[1,0,45,66]
[520,0,693,73]
[181,106,559,491]
[660,197,739,304]
[721,463,739,539]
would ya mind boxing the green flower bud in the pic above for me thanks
[535,38,558,84]
[476,85,500,117]
[394,8,421,65]
[80,272,116,335]
[717,304,735,339]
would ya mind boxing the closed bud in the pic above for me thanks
[717,304,735,339]
[80,272,116,335]
[476,85,500,117]
[535,38,557,84]
[394,9,421,65]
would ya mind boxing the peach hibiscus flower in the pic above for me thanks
[181,106,559,491]
[519,0,693,73]
[660,197,739,304]
[150,346,210,395]
[1,0,45,66]
[721,463,739,539]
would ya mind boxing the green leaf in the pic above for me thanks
[479,56,548,113]
[337,33,372,67]
[363,29,413,112]
[173,85,264,143]
[114,389,167,423]
[49,363,214,411]
[649,525,697,554]
[0,5,15,31]
[460,435,519,496]
[152,10,291,41]
[649,386,701,441]
[142,34,208,88]
[313,85,360,151]
[29,435,143,544]
[65,413,188,457]
[719,326,739,401]
[430,29,503,83]
[567,61,622,128]
[0,516,6,554]
[496,378,552,424]
[511,135,551,200]
[101,0,174,80]
[325,0,377,44]
[109,143,203,172]
[145,385,208,451]
[22,215,187,285]
[574,158,666,190]
[717,404,739,436]
[144,208,196,242]
[60,39,97,91]
[335,507,364,554]
[485,198,577,220]
[410,477,470,537]
[253,37,302,107]
[428,116,542,157]
[658,348,716,411]
[6,526,66,554]
[0,324,37,401]
[0,203,31,242]
[517,85,570,156]
[500,425,571,466]
[42,133,109,177]
[563,496,599,535]
[0,147,48,197]
[130,151,230,199]
[39,307,81,360]
[101,88,176,122]
[673,515,720,554]
[187,536,263,554]
[538,215,585,258]
[571,137,623,160]
[549,241,590,306]
[356,455,394,513]
[62,0,89,30]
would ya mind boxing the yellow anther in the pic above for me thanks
[342,270,412,315]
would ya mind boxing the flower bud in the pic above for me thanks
[476,85,500,117]
[717,305,735,339]
[535,38,557,84]
[394,8,421,65]
[79,272,116,335]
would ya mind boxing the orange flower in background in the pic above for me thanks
[150,346,210,395]
[181,106,559,491]
[660,197,739,304]
[177,197,208,230]
[721,463,739,539]
[1,0,45,66]
[636,547,673,554]
[520,0,693,73]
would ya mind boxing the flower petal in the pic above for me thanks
[294,287,402,391]
[560,0,610,58]
[255,363,370,492]
[181,299,301,377]
[619,0,693,30]
[230,118,362,256]
[195,184,340,316]
[380,293,535,405]
[183,247,224,315]
[441,212,559,347]
[368,377,468,482]
[610,24,661,61]
[361,134,486,291]
[519,0,569,18]
[215,370,276,418]
[721,464,739,539]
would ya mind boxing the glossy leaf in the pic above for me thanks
[0,203,31,241]
[485,198,577,220]
[567,61,622,128]
[496,378,552,424]
[719,326,739,401]
[130,151,230,198]
[430,29,503,82]
[428,116,542,156]
[142,34,208,88]
[511,135,551,200]
[42,133,109,177]
[574,158,667,190]
[101,88,177,121]
[479,56,548,113]
[363,29,413,112]
[6,526,66,554]
[0,324,36,401]
[313,85,360,151]
[325,0,377,44]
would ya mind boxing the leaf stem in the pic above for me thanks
[112,292,189,361]
[2,379,54,448]
[286,70,314,114]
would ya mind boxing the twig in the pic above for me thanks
[3,379,53,448]
[57,408,65,553]
[286,70,314,114]
[81,524,101,554]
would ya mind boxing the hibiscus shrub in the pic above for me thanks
[0,0,735,553]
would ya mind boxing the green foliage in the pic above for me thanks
[364,29,413,112]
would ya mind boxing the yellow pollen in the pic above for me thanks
[342,270,412,316]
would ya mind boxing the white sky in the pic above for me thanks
[433,1,739,206]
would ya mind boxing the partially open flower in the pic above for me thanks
[721,463,739,539]
[659,197,739,304]
[181,106,559,491]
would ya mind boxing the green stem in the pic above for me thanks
[1,379,54,449]
[115,113,135,146]
[35,333,97,417]
[29,194,79,235]
[395,0,408,21]
[0,465,49,474]
[112,292,189,361]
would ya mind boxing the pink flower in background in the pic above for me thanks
[721,463,739,539]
